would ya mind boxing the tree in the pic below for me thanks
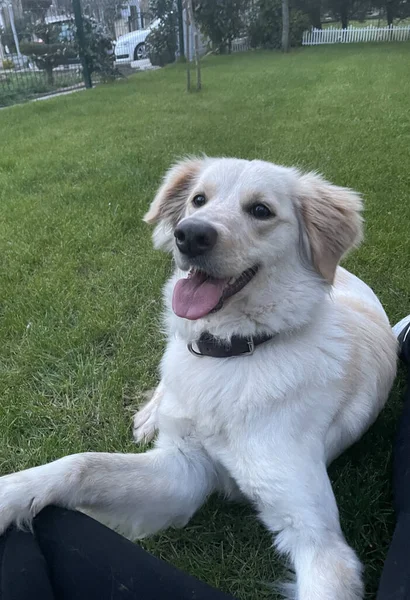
[292,0,322,28]
[185,0,190,89]
[193,0,248,53]
[149,0,174,18]
[248,0,310,49]
[323,0,370,29]
[373,0,410,25]
[187,0,201,89]
[176,0,185,57]
[281,0,290,51]
[20,20,77,85]
[146,0,177,65]
[21,0,52,20]
[79,16,116,81]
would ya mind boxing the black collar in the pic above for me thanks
[187,332,274,358]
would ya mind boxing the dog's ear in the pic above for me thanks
[144,158,203,251]
[297,172,363,284]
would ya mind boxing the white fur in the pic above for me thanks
[0,159,397,600]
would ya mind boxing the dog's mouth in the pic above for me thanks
[172,266,258,320]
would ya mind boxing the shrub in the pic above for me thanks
[80,17,116,81]
[146,20,177,67]
[193,0,248,54]
[289,9,311,46]
[21,17,116,86]
[20,41,77,85]
[2,59,15,70]
[248,0,310,50]
[20,19,77,85]
[146,0,177,67]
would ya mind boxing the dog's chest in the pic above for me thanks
[157,332,346,454]
[159,346,251,440]
[158,336,321,442]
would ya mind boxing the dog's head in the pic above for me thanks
[145,158,363,322]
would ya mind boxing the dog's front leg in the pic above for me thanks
[133,380,164,443]
[0,437,216,539]
[229,442,363,600]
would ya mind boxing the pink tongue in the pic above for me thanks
[172,273,227,320]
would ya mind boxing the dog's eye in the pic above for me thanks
[249,203,273,219]
[192,194,207,208]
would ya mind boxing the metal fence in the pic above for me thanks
[112,5,151,40]
[0,3,85,107]
[0,0,156,107]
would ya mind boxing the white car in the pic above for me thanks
[114,19,160,63]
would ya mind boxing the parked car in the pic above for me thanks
[114,19,160,63]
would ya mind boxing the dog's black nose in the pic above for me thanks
[174,221,218,258]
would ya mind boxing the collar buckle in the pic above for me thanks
[187,341,205,357]
[245,336,255,355]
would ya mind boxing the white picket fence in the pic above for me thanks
[231,37,250,53]
[303,25,410,45]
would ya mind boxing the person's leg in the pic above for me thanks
[0,506,236,600]
[0,527,55,600]
[377,316,410,599]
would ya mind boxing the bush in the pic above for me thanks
[20,40,77,85]
[146,0,177,66]
[248,0,310,50]
[193,0,248,54]
[80,17,116,81]
[2,59,14,70]
[20,19,77,85]
[146,15,177,67]
[289,9,311,47]
[21,17,116,86]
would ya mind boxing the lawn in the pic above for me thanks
[1,44,409,599]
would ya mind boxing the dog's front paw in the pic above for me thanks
[0,471,45,534]
[133,401,158,443]
[132,386,161,444]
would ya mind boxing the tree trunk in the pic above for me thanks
[177,0,185,59]
[73,0,92,89]
[184,1,191,92]
[386,1,394,26]
[281,0,290,52]
[309,4,322,29]
[194,31,201,90]
[187,0,201,90]
[46,66,54,86]
[340,1,348,29]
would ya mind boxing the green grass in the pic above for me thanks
[1,44,409,598]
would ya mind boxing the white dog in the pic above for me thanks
[0,158,397,599]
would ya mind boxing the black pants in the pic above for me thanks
[0,506,235,600]
[377,368,410,600]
